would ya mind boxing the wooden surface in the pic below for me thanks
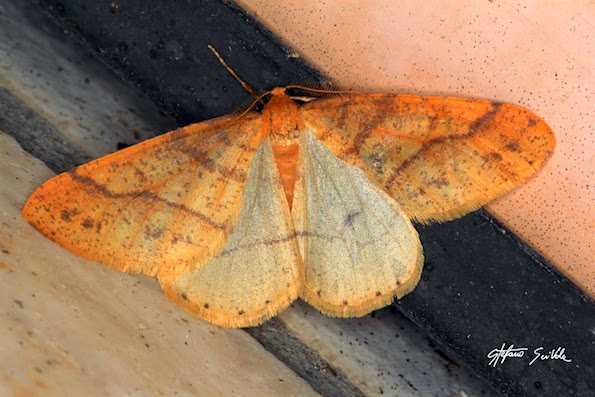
[236,0,595,298]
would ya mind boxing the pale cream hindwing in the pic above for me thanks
[293,130,424,317]
[160,139,302,328]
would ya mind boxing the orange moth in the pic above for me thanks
[22,83,555,328]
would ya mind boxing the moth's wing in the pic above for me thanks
[299,95,556,223]
[160,139,302,328]
[292,131,423,317]
[23,114,264,279]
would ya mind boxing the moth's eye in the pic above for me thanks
[252,101,265,112]
[251,93,273,112]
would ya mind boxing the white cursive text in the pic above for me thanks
[487,343,528,367]
[487,343,573,367]
[529,346,572,366]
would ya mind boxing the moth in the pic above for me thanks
[22,85,555,328]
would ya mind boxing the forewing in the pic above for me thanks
[292,131,423,317]
[160,139,302,327]
[22,114,264,278]
[299,94,555,223]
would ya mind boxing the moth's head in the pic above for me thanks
[253,85,355,110]
[237,85,356,119]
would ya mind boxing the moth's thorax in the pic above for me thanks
[263,89,300,143]
[263,88,301,208]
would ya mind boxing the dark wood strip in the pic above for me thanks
[0,88,91,173]
[246,317,366,397]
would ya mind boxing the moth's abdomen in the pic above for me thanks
[272,142,299,209]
